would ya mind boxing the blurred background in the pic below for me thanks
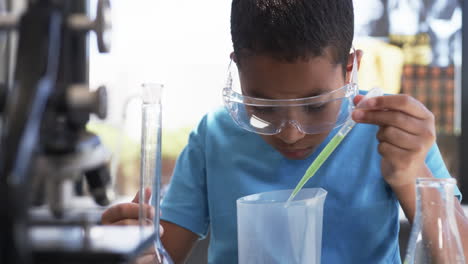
[87,0,232,197]
[1,0,465,200]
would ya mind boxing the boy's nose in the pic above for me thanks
[276,122,305,144]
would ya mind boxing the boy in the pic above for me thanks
[102,0,468,263]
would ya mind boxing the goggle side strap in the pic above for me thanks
[350,52,358,85]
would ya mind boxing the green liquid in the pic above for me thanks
[286,133,346,205]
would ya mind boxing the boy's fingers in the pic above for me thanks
[377,141,414,167]
[111,218,153,226]
[376,126,426,151]
[358,94,433,120]
[132,188,152,204]
[353,109,431,136]
[102,203,139,224]
[101,203,155,224]
[111,219,141,226]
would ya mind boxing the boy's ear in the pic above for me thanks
[345,49,363,83]
[346,49,363,72]
[230,52,237,63]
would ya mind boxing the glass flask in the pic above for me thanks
[404,178,465,264]
[139,83,173,264]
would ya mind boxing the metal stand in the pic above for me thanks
[0,1,157,263]
[461,0,468,204]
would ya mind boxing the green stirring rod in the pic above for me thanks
[285,87,384,206]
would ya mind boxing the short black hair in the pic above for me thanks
[231,0,354,70]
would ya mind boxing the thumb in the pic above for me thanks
[160,224,165,237]
[132,187,152,204]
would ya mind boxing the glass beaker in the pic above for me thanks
[139,83,173,264]
[237,188,327,264]
[404,178,466,264]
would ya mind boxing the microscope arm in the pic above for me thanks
[0,3,62,264]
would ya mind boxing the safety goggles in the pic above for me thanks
[222,51,359,135]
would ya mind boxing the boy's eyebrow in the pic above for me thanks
[246,88,330,99]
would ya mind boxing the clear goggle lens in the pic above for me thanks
[223,50,359,135]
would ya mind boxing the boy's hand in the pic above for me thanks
[352,94,436,187]
[101,189,165,264]
[101,188,156,226]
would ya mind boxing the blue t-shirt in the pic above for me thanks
[161,107,461,264]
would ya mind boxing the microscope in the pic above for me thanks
[0,0,154,263]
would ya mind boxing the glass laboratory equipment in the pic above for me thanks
[237,188,327,264]
[404,178,465,264]
[139,83,173,264]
